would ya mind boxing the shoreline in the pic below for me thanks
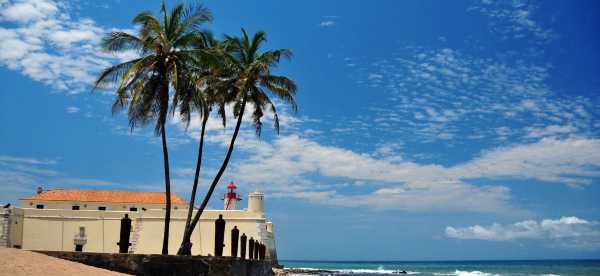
[273,267,337,275]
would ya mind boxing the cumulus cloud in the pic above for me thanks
[0,0,58,23]
[453,137,600,185]
[0,0,128,93]
[189,104,600,213]
[170,73,599,214]
[446,216,600,249]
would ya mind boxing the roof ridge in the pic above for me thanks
[21,188,187,205]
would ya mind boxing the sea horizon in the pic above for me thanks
[279,259,600,276]
[281,258,600,263]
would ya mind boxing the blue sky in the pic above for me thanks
[1,0,600,260]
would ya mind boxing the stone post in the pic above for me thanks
[117,214,132,253]
[259,243,265,260]
[254,240,259,260]
[214,214,225,256]
[240,233,247,259]
[248,237,254,260]
[231,226,239,257]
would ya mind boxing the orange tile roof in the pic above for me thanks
[21,189,187,205]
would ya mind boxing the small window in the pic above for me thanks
[129,207,138,212]
[98,206,107,211]
[72,205,80,210]
[36,204,44,209]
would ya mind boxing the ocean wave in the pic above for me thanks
[334,268,420,274]
[289,267,420,275]
[433,271,499,276]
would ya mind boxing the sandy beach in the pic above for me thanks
[0,248,129,276]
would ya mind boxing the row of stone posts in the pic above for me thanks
[113,214,267,259]
[214,214,267,260]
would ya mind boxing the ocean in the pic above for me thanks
[279,260,600,276]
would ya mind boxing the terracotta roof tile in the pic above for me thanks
[21,189,187,205]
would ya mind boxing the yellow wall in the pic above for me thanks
[11,203,274,257]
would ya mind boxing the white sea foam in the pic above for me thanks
[433,271,498,276]
[303,267,420,275]
[339,269,420,274]
[335,268,398,274]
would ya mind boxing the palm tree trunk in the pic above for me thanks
[181,115,208,251]
[161,125,172,255]
[177,94,247,255]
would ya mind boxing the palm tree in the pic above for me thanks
[93,2,212,255]
[175,36,232,251]
[177,29,297,255]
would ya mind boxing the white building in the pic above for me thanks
[0,186,276,259]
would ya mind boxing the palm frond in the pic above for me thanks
[178,4,212,32]
[133,11,162,33]
[263,94,280,134]
[257,49,293,68]
[102,32,143,52]
[260,75,297,111]
[248,31,267,60]
[166,4,185,40]
[93,58,142,90]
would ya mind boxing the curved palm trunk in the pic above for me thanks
[182,115,208,241]
[161,125,172,255]
[177,94,247,255]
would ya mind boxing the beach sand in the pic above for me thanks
[0,248,129,276]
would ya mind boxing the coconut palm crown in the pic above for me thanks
[93,2,212,255]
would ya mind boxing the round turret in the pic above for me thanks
[247,192,264,214]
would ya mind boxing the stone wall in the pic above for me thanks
[0,208,9,247]
[36,251,274,276]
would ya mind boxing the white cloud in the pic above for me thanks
[197,115,600,213]
[348,46,599,145]
[48,178,115,187]
[0,154,59,203]
[65,106,80,113]
[469,0,555,42]
[525,124,577,138]
[0,0,58,23]
[319,20,335,27]
[453,137,600,185]
[0,155,57,165]
[0,0,124,93]
[446,216,600,250]
[0,154,183,205]
[367,73,383,80]
[319,16,338,27]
